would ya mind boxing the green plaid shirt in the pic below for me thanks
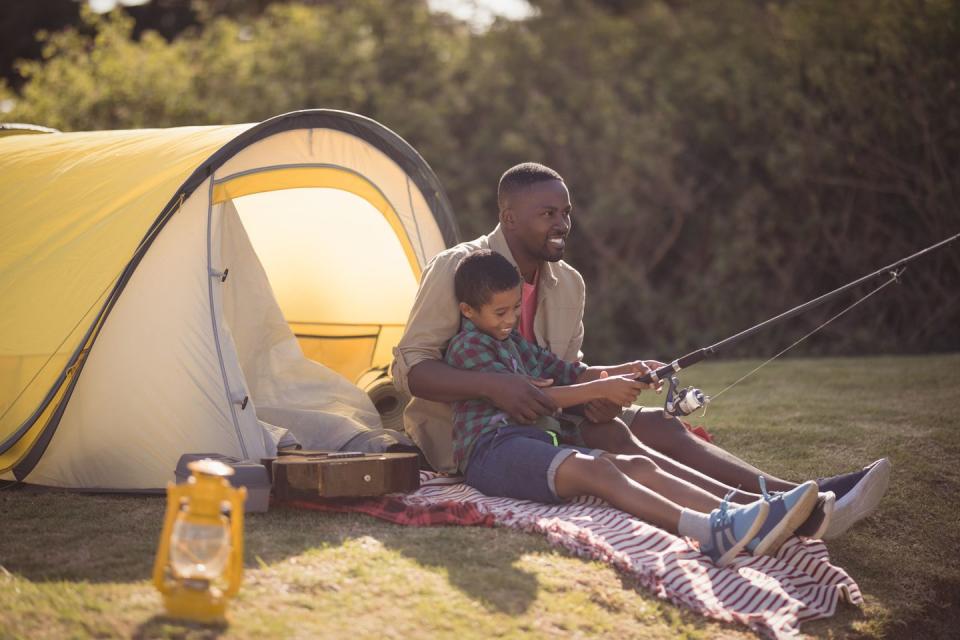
[444,318,587,470]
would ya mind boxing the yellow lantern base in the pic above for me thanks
[162,584,228,624]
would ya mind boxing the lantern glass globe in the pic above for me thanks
[170,518,231,581]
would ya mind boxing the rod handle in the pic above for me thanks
[637,348,710,384]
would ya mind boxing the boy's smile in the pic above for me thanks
[461,284,523,340]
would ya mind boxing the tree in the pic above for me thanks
[3,0,957,360]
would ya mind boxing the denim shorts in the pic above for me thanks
[463,425,602,503]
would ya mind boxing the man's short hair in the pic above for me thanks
[454,249,522,309]
[497,162,564,210]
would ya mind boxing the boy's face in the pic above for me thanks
[460,284,523,341]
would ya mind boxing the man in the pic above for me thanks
[391,162,889,538]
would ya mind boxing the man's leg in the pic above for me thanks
[578,419,765,502]
[580,408,798,495]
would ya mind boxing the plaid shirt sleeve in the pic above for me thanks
[515,334,587,386]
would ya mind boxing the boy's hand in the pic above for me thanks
[595,373,648,407]
[487,374,557,423]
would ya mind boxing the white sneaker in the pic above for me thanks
[823,458,891,540]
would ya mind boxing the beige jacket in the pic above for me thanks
[391,224,586,472]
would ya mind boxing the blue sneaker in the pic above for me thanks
[701,491,770,567]
[747,478,820,556]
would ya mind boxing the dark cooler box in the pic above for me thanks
[174,453,271,513]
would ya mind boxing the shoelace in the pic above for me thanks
[759,476,771,501]
[758,476,787,502]
[711,488,739,528]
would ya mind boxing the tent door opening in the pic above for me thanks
[211,185,419,455]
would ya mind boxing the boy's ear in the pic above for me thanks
[459,301,475,319]
[499,207,514,228]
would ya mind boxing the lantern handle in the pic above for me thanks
[153,481,188,594]
[225,486,247,598]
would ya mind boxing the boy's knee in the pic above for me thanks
[606,453,659,478]
[555,453,621,497]
[579,453,628,481]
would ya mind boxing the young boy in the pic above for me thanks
[445,250,820,566]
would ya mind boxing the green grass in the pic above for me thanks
[2,354,958,639]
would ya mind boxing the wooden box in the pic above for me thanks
[266,451,420,499]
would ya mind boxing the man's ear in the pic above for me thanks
[459,302,476,319]
[499,205,514,228]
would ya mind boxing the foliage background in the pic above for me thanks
[2,0,958,363]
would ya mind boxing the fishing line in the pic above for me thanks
[640,232,958,421]
[711,269,904,401]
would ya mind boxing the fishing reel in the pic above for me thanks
[663,375,710,417]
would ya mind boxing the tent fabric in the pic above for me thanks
[0,110,458,489]
[0,124,253,469]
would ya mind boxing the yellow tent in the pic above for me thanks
[0,110,458,489]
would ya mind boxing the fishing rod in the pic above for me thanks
[639,232,960,417]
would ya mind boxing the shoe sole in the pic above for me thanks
[753,481,819,556]
[716,501,770,567]
[808,491,836,539]
[823,458,891,540]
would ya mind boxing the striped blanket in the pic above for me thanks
[289,471,862,639]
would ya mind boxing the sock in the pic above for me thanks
[678,508,713,544]
[816,466,869,500]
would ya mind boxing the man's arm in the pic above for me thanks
[408,360,557,423]
[391,254,462,395]
[392,249,559,423]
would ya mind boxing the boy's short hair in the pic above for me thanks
[497,162,564,209]
[454,249,522,309]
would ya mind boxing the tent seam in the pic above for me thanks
[206,189,249,460]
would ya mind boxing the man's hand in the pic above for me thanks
[583,398,621,423]
[486,374,558,423]
[624,360,666,391]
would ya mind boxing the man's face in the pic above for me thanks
[461,285,523,341]
[501,179,572,263]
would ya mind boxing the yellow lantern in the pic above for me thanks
[153,458,247,623]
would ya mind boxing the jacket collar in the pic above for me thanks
[487,224,560,289]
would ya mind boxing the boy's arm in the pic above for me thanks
[570,361,665,422]
[542,376,649,409]
[525,342,650,409]
[575,360,666,385]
